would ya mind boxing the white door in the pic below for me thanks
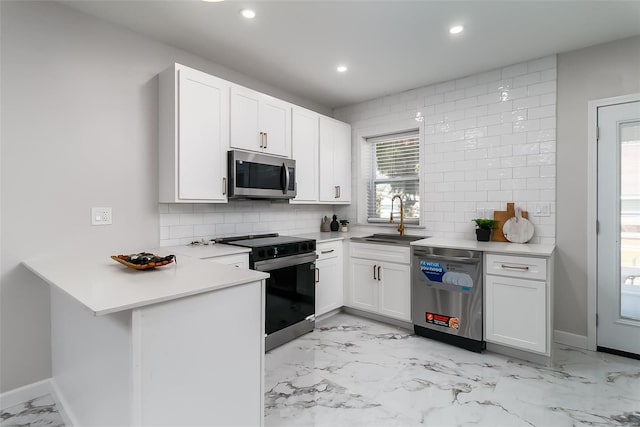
[378,262,411,321]
[597,100,640,356]
[349,258,378,312]
[230,85,261,153]
[260,96,291,157]
[291,108,319,203]
[178,67,229,201]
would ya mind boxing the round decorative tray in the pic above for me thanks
[111,253,176,270]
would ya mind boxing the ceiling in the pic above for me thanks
[60,0,640,109]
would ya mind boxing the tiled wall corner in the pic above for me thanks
[334,56,557,244]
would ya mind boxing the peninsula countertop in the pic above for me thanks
[23,251,268,316]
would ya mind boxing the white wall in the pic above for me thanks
[555,35,640,337]
[0,0,330,393]
[334,57,557,244]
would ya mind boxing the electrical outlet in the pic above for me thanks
[91,207,112,225]
[533,203,550,217]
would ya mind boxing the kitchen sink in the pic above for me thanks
[350,233,428,246]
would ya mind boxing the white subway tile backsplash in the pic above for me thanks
[465,84,488,98]
[513,72,541,88]
[464,105,488,118]
[512,143,540,156]
[527,153,555,166]
[477,69,502,84]
[513,119,540,133]
[160,214,180,227]
[527,129,555,143]
[527,81,556,96]
[528,55,557,72]
[539,165,556,177]
[528,105,556,119]
[436,81,456,94]
[445,89,466,102]
[501,63,528,78]
[487,168,512,180]
[169,225,194,239]
[500,156,527,168]
[477,114,502,127]
[488,190,513,201]
[168,204,194,214]
[487,101,514,114]
[513,166,540,178]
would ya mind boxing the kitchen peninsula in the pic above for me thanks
[23,250,268,426]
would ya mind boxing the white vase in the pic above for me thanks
[341,226,348,232]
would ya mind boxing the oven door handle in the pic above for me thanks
[253,253,317,271]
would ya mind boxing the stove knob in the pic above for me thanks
[267,248,275,257]
[257,249,266,259]
[310,242,316,251]
[301,243,308,251]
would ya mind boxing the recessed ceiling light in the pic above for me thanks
[449,25,464,35]
[337,65,348,73]
[241,9,256,19]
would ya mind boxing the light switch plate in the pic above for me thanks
[91,207,112,225]
[533,203,550,217]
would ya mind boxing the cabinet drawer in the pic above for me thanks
[349,243,409,265]
[485,254,546,281]
[210,253,249,269]
[316,241,342,261]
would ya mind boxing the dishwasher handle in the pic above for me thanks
[413,251,480,264]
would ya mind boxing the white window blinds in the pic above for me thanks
[366,131,420,223]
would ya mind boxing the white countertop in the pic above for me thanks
[163,243,250,259]
[23,251,268,316]
[411,237,555,257]
[294,231,349,243]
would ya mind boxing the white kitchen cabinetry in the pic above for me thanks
[319,117,351,204]
[315,241,343,316]
[347,243,411,322]
[485,253,551,354]
[290,107,319,203]
[230,85,291,157]
[159,63,230,203]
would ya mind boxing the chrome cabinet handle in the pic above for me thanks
[259,132,264,148]
[315,267,320,283]
[265,132,268,148]
[321,249,334,254]
[335,186,339,198]
[373,264,377,280]
[338,186,341,198]
[501,264,529,271]
[377,266,381,281]
[222,177,227,195]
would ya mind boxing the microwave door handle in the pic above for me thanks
[281,162,290,194]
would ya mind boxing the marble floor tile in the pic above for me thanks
[265,313,640,427]
[0,394,64,427]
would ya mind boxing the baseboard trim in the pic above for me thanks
[554,330,588,349]
[342,307,413,331]
[50,378,77,427]
[0,379,52,409]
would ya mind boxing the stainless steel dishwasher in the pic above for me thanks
[411,246,485,352]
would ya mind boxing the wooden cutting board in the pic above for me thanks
[492,203,528,242]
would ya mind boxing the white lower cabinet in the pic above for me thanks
[484,253,551,354]
[315,241,343,316]
[347,243,411,322]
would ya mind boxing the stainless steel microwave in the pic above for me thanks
[227,150,296,199]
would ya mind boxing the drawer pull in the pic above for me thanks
[501,264,529,271]
[321,249,335,254]
[373,264,377,280]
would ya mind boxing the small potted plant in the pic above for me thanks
[339,219,349,232]
[472,218,498,242]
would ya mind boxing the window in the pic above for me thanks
[366,130,420,224]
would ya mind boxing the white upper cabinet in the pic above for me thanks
[159,64,230,203]
[230,85,291,158]
[291,107,319,203]
[319,117,351,204]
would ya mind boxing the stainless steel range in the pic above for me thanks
[219,234,317,351]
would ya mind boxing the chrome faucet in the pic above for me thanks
[390,195,405,237]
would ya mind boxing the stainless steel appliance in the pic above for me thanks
[221,234,316,351]
[227,150,296,199]
[411,246,485,352]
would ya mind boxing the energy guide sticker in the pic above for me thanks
[420,260,445,282]
[426,312,460,330]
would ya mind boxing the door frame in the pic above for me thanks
[587,93,640,351]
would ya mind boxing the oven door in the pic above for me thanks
[253,253,316,335]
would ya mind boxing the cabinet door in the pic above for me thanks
[378,262,411,321]
[332,120,352,203]
[260,97,291,157]
[319,117,337,202]
[230,85,261,153]
[485,275,546,353]
[291,108,319,203]
[178,67,229,201]
[349,258,378,313]
[315,256,343,316]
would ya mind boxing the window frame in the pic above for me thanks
[354,121,424,228]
